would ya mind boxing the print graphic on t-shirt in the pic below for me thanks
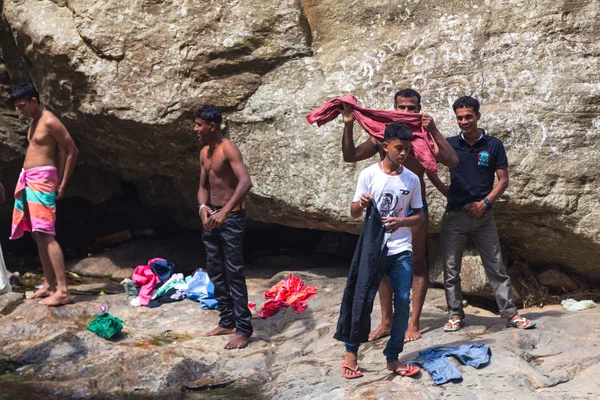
[378,191,400,217]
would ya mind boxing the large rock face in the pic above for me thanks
[1,0,599,278]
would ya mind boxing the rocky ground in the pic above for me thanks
[1,246,600,400]
[2,0,600,280]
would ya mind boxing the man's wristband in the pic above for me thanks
[483,198,491,207]
[199,204,207,212]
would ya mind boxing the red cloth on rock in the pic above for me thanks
[258,274,318,318]
[306,94,438,173]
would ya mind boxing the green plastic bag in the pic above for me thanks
[87,312,123,339]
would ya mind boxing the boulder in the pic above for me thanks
[536,268,579,293]
[68,234,206,278]
[0,291,23,315]
[0,0,598,281]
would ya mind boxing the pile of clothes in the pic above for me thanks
[121,258,217,309]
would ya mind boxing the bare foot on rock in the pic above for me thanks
[203,326,236,337]
[224,334,250,350]
[27,284,55,300]
[368,323,391,341]
[39,290,72,307]
[340,351,363,379]
[404,325,422,343]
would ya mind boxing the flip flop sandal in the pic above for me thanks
[506,318,536,329]
[444,318,464,332]
[394,364,421,377]
[340,361,364,379]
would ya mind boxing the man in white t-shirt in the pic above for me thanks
[340,122,424,379]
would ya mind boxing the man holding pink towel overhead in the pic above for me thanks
[308,89,458,343]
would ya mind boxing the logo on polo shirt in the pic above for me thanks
[478,151,490,167]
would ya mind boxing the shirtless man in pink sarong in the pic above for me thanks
[10,83,79,306]
[342,89,458,343]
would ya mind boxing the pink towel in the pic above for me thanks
[306,94,438,173]
[132,264,160,306]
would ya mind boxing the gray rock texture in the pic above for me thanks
[0,291,22,315]
[0,0,598,281]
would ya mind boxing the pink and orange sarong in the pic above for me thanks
[10,166,58,240]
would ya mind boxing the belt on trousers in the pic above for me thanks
[209,204,244,213]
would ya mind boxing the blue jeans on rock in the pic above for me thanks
[345,250,413,363]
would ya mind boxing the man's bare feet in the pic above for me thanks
[203,326,236,337]
[38,290,72,306]
[368,323,391,342]
[27,284,55,299]
[404,325,422,343]
[224,334,250,350]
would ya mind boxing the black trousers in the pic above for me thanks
[202,210,253,337]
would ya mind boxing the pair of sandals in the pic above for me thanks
[340,361,421,379]
[444,317,536,332]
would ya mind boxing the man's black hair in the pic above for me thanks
[10,82,40,104]
[194,104,222,125]
[384,122,413,142]
[394,89,421,106]
[452,96,480,114]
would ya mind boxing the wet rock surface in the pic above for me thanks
[0,291,22,316]
[1,264,599,399]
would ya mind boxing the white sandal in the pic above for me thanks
[443,318,464,332]
[507,318,536,329]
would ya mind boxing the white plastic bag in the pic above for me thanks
[0,244,11,294]
[561,298,596,311]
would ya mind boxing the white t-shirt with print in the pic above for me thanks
[353,163,423,255]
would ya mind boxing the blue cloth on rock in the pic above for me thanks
[410,343,491,384]
[185,269,218,310]
[150,258,175,282]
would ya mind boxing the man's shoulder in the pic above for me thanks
[199,145,208,158]
[401,167,419,181]
[482,135,506,153]
[446,134,461,145]
[483,135,504,146]
[401,167,420,186]
[356,163,378,184]
[41,111,65,130]
[222,138,242,153]
[359,162,379,175]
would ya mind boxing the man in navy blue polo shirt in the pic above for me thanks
[441,96,536,332]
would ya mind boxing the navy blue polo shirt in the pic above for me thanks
[446,129,508,211]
